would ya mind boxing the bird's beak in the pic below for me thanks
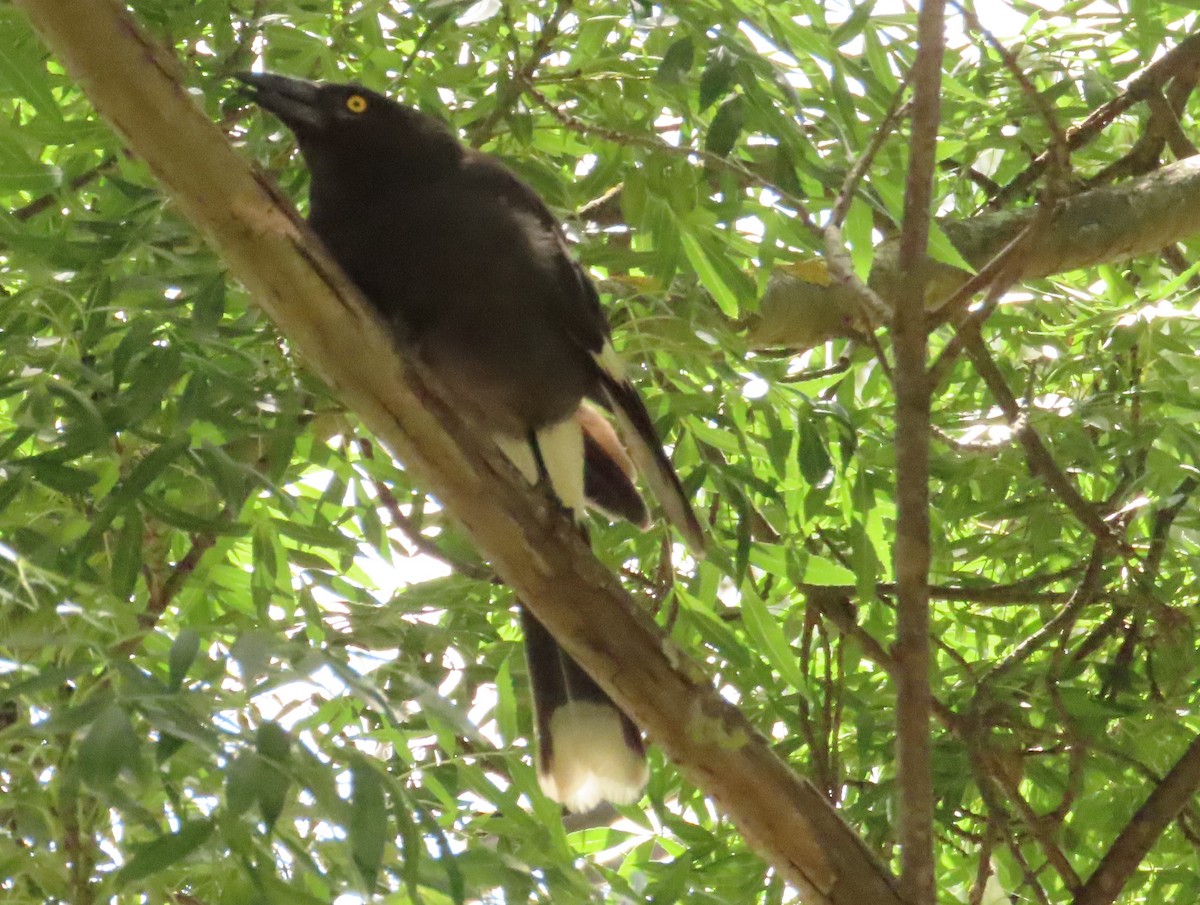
[236,71,324,132]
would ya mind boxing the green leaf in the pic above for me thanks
[79,433,191,548]
[79,704,140,789]
[704,95,744,157]
[24,458,98,494]
[656,37,694,85]
[117,819,214,884]
[225,750,259,817]
[349,760,388,886]
[738,584,809,697]
[494,656,518,743]
[110,508,143,599]
[190,277,227,333]
[645,196,682,283]
[0,664,89,702]
[156,733,187,765]
[844,197,875,281]
[0,32,63,121]
[230,630,273,685]
[927,220,976,274]
[47,381,110,455]
[167,629,201,692]
[621,162,647,225]
[797,419,833,487]
[832,0,876,45]
[698,46,737,110]
[0,131,59,192]
[256,721,292,830]
[680,230,740,317]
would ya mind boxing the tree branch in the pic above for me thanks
[961,334,1128,550]
[892,3,943,902]
[752,155,1200,350]
[990,30,1200,207]
[11,0,905,900]
[1074,733,1200,905]
[466,0,574,146]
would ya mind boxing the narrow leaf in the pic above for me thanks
[704,95,744,157]
[349,760,388,886]
[117,819,214,883]
[111,508,143,599]
[256,721,292,830]
[740,586,810,697]
[699,46,737,110]
[79,704,139,789]
[656,36,694,85]
[167,629,201,692]
[797,420,833,486]
[681,230,741,317]
[26,459,98,495]
[225,750,259,816]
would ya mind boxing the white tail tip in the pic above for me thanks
[538,702,648,812]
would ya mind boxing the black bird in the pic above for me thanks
[238,71,705,811]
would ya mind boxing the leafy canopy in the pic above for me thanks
[2,1,1200,904]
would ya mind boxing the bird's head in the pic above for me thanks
[236,71,462,188]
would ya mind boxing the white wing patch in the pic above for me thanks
[594,340,626,381]
[493,416,585,516]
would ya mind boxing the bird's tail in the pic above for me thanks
[520,607,647,812]
[496,416,649,811]
[496,353,704,810]
[592,345,707,555]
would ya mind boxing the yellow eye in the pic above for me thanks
[345,94,368,114]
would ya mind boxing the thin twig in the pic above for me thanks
[1144,475,1199,577]
[927,255,1019,388]
[951,0,1070,193]
[965,748,1053,905]
[778,355,853,383]
[981,545,1106,688]
[519,75,822,237]
[467,0,575,146]
[115,519,224,657]
[787,576,1080,608]
[981,746,1083,890]
[1082,88,1197,187]
[829,77,913,229]
[962,335,1128,550]
[12,155,116,222]
[355,437,493,582]
[818,67,914,331]
[990,30,1200,206]
[966,829,995,905]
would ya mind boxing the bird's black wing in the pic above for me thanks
[459,151,706,553]
[459,151,609,353]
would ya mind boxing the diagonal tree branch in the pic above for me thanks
[11,0,904,901]
[1074,733,1200,905]
[961,333,1128,551]
[466,0,574,146]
